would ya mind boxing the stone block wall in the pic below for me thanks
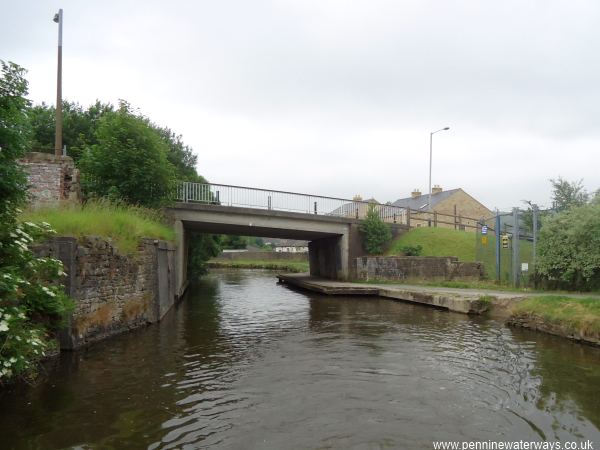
[19,152,80,207]
[356,256,484,282]
[35,236,177,349]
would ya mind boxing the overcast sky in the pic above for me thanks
[2,0,599,210]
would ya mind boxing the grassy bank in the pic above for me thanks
[509,296,600,340]
[387,227,475,261]
[208,259,309,273]
[21,201,175,255]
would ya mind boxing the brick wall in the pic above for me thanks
[19,152,80,207]
[356,256,484,282]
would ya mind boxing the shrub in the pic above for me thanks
[536,200,600,290]
[359,205,392,255]
[399,244,422,256]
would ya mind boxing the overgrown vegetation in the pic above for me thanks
[21,200,175,255]
[359,205,392,255]
[1,61,73,384]
[536,198,600,291]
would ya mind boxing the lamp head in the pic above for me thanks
[443,127,450,130]
[53,13,60,23]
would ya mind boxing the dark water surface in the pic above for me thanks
[2,270,600,449]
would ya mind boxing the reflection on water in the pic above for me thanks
[1,269,599,449]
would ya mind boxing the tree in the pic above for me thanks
[221,235,248,249]
[550,177,589,212]
[79,101,176,207]
[536,201,600,290]
[187,233,222,277]
[1,62,72,383]
[29,100,113,162]
[359,205,392,255]
[0,61,30,229]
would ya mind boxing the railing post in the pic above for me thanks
[393,213,397,224]
[407,209,411,227]
[314,201,317,214]
[216,190,220,204]
[356,205,359,219]
[268,196,272,210]
[183,182,188,202]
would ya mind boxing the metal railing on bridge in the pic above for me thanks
[176,182,408,224]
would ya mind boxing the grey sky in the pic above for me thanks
[2,0,600,211]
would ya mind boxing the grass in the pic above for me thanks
[511,296,600,337]
[21,200,175,255]
[208,259,309,273]
[387,227,476,261]
[386,227,534,282]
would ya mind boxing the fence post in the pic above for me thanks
[454,205,457,230]
[407,209,411,227]
[512,207,520,288]
[495,210,501,282]
[434,211,438,227]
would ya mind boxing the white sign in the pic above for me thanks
[481,225,488,235]
[521,262,529,272]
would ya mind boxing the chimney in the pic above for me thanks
[353,194,363,201]
[432,185,442,195]
[411,189,421,198]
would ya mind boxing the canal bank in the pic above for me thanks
[277,273,600,346]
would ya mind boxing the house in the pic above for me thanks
[263,238,309,253]
[330,195,403,223]
[392,186,492,232]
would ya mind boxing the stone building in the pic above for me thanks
[392,186,492,232]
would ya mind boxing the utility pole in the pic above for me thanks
[53,9,63,156]
[428,127,450,211]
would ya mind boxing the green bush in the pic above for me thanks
[536,200,600,290]
[359,205,392,255]
[399,244,423,256]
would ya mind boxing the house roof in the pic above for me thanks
[391,188,460,210]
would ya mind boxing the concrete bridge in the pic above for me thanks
[167,182,409,297]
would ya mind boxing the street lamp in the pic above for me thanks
[53,9,63,157]
[428,126,450,211]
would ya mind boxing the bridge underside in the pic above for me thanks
[167,203,378,297]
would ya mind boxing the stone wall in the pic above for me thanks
[19,152,80,207]
[355,256,484,282]
[212,251,308,262]
[35,236,177,349]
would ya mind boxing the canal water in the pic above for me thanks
[1,270,600,449]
